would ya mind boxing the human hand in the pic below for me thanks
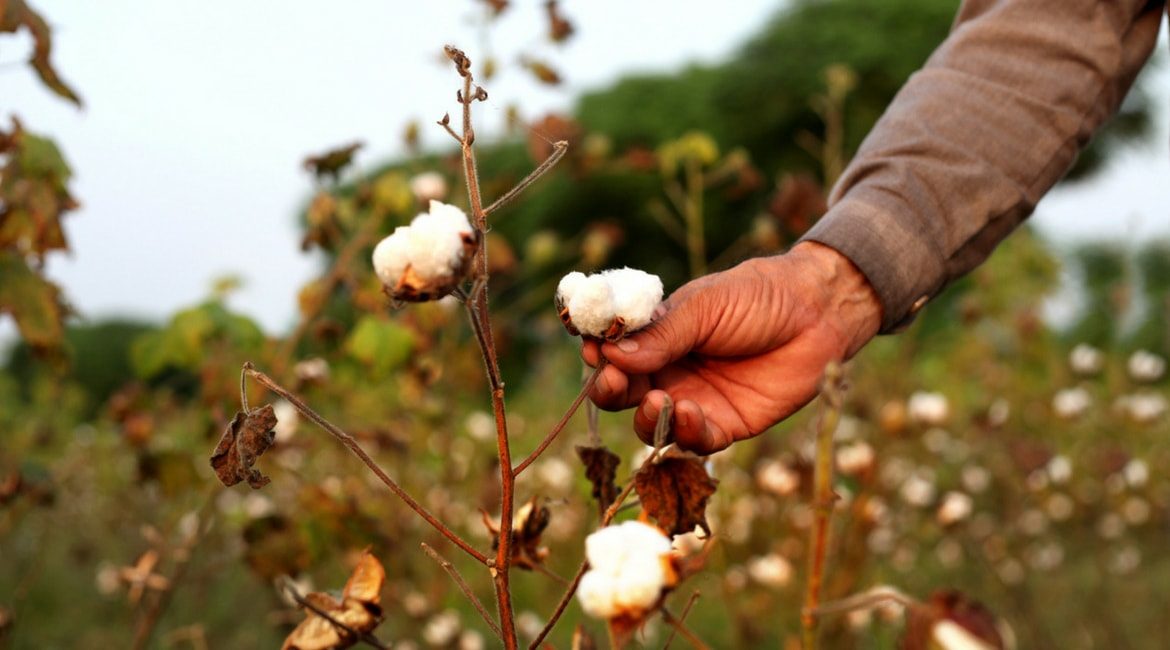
[581,242,882,454]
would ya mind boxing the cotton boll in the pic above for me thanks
[1128,349,1166,382]
[908,391,949,426]
[1069,343,1104,376]
[556,272,588,305]
[578,521,673,619]
[937,491,974,526]
[424,200,473,234]
[1052,387,1091,419]
[606,268,664,331]
[577,571,620,619]
[932,620,997,650]
[372,227,413,285]
[568,276,616,337]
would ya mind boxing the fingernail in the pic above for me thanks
[617,339,639,353]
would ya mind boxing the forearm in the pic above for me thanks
[803,0,1165,332]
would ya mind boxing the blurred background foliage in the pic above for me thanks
[2,0,1169,648]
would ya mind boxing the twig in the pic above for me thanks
[421,543,503,640]
[527,561,588,650]
[279,576,390,649]
[662,607,710,650]
[483,141,568,217]
[243,363,489,565]
[513,360,607,476]
[811,585,916,618]
[800,362,846,650]
[663,591,701,649]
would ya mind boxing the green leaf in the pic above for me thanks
[344,316,415,377]
[130,302,265,378]
[0,250,67,350]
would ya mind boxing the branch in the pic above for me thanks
[279,577,390,650]
[526,561,588,650]
[513,360,606,476]
[662,607,710,650]
[483,141,568,217]
[801,362,846,650]
[811,585,916,618]
[421,543,503,641]
[663,591,701,649]
[243,363,489,565]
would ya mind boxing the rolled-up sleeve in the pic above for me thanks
[801,0,1166,332]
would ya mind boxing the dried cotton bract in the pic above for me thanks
[556,268,663,340]
[372,200,477,301]
[576,521,675,619]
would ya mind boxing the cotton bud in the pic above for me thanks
[1127,349,1166,382]
[1052,387,1090,419]
[1069,343,1104,376]
[372,200,478,301]
[409,171,448,204]
[556,268,663,340]
[576,521,674,619]
[937,491,974,526]
[907,391,949,426]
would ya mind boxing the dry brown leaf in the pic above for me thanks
[634,454,718,537]
[0,1,83,106]
[545,0,575,43]
[283,550,386,650]
[303,142,363,183]
[209,405,277,489]
[576,445,620,511]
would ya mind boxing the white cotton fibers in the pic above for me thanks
[556,268,664,338]
[576,521,674,619]
[372,200,474,293]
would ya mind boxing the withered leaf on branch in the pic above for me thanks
[522,57,562,85]
[209,405,277,489]
[634,453,718,537]
[545,0,575,43]
[576,445,620,511]
[484,496,551,570]
[283,550,386,650]
[303,142,363,183]
[0,1,83,106]
[902,590,1006,650]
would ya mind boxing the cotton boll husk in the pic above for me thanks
[606,267,664,331]
[372,227,413,285]
[568,275,616,337]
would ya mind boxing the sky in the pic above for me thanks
[2,2,1168,341]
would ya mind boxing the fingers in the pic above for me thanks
[600,295,704,376]
[580,339,602,367]
[588,363,651,411]
[631,392,734,455]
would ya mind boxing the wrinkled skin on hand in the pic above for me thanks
[582,242,882,454]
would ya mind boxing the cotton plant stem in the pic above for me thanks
[801,362,846,650]
[279,577,390,650]
[527,561,589,650]
[421,543,503,641]
[663,591,701,649]
[243,363,489,565]
[452,62,519,649]
[512,359,607,477]
[661,607,711,650]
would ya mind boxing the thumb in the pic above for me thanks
[600,290,707,374]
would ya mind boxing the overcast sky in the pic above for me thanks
[2,2,1167,342]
